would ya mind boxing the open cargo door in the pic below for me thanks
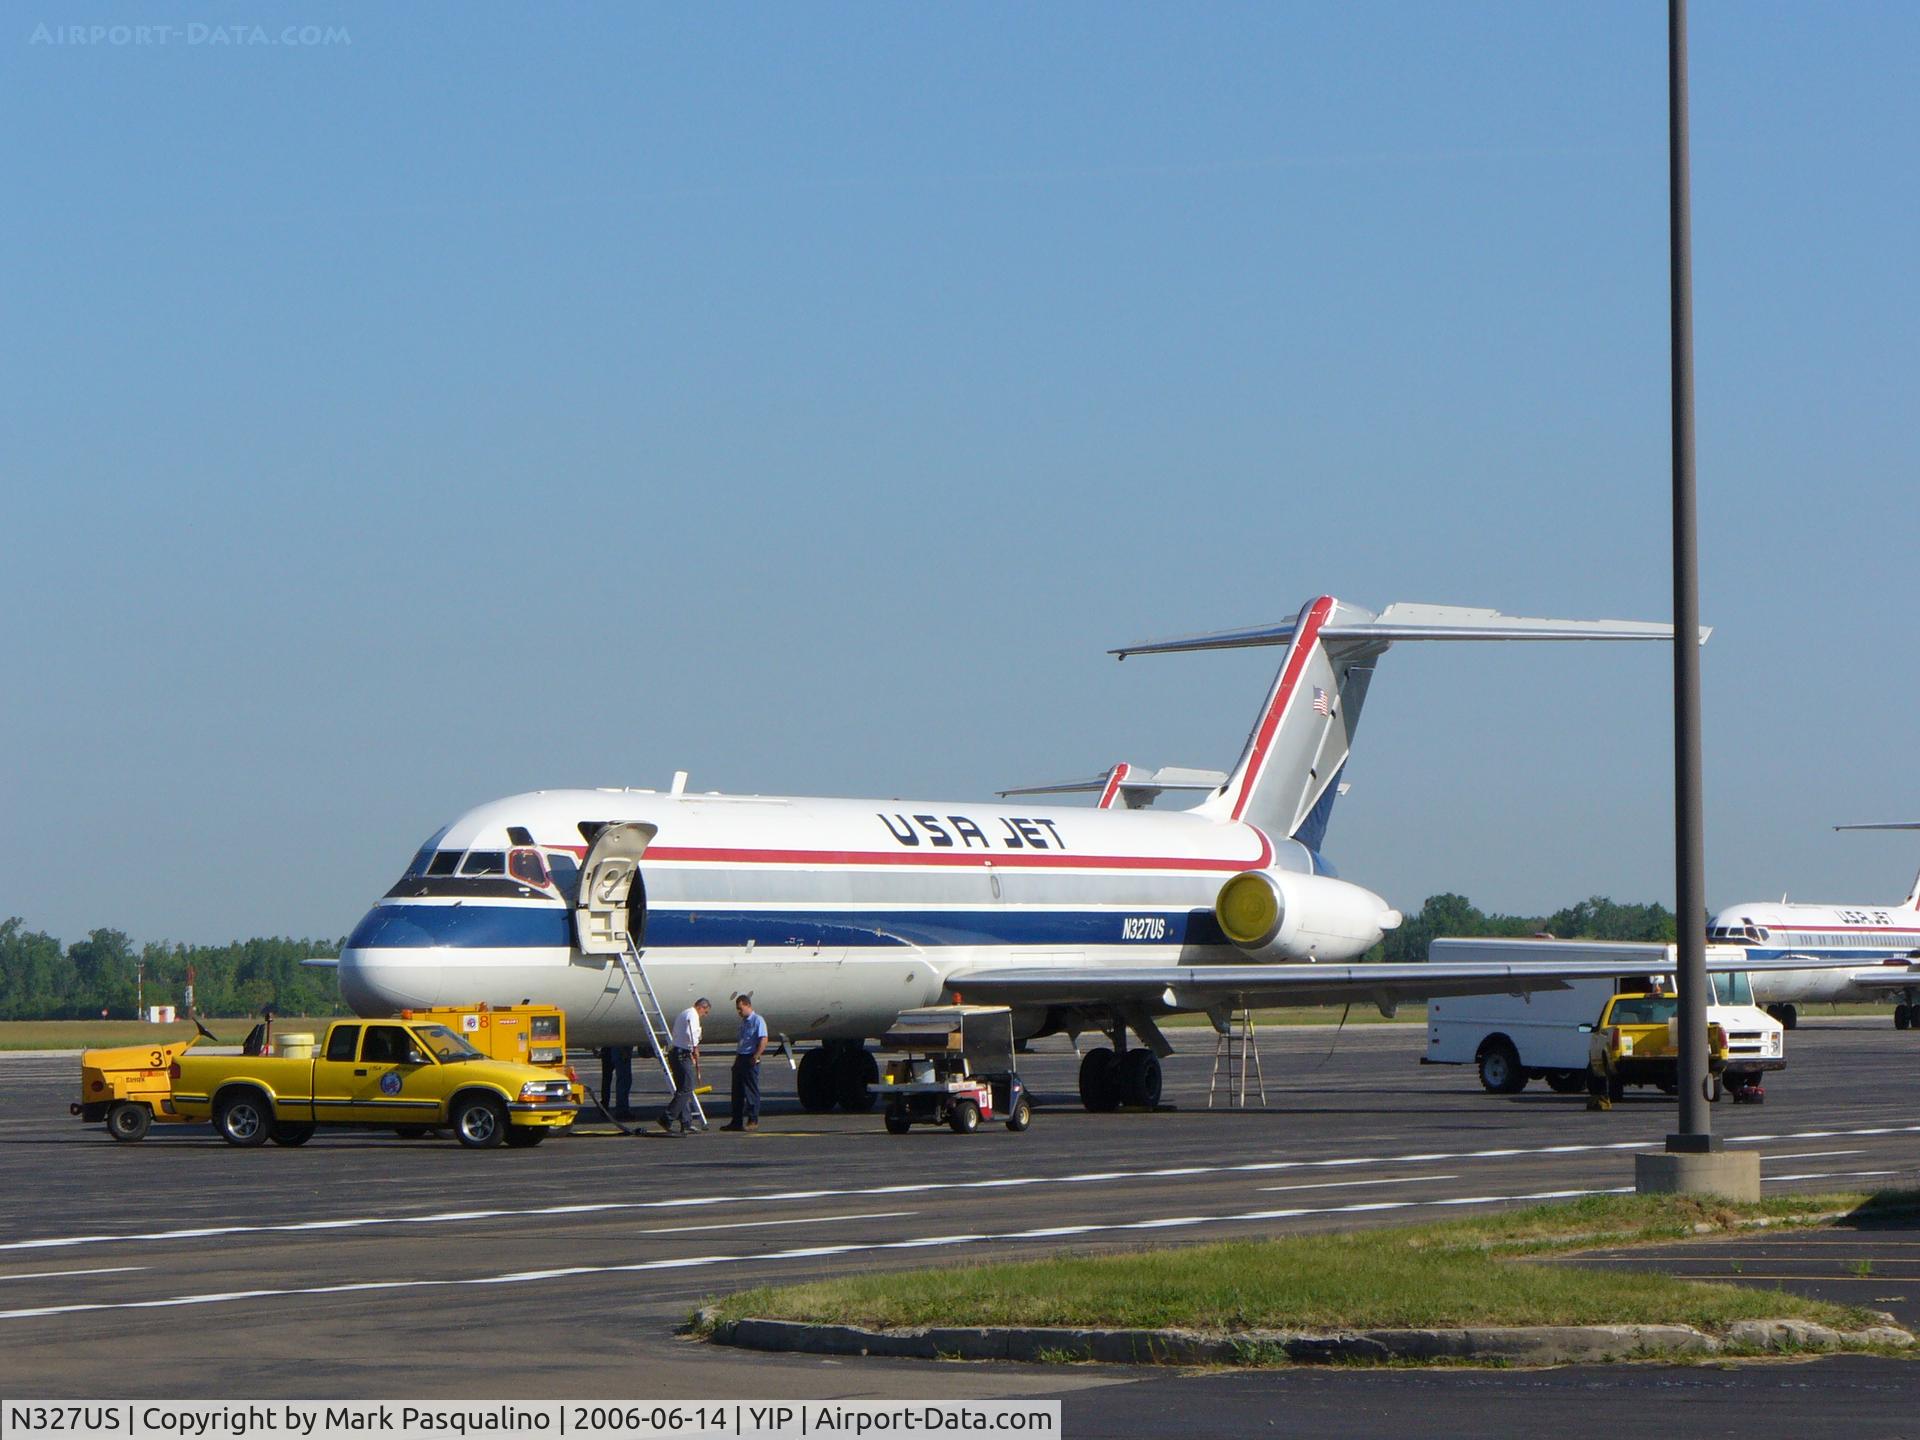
[574,822,658,955]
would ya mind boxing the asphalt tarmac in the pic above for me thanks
[3,1018,1917,1437]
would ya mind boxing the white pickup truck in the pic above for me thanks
[1423,939,1784,1095]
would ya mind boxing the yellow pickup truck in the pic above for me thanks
[1584,990,1781,1108]
[172,1018,577,1148]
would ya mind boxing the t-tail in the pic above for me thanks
[1114,596,1701,849]
[1835,822,1920,910]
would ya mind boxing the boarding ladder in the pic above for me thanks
[1206,1004,1267,1109]
[613,929,706,1127]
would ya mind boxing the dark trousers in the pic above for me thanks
[731,1054,761,1123]
[664,1049,700,1127]
[599,1046,632,1111]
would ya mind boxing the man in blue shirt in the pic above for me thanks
[723,994,769,1131]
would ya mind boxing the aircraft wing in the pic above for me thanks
[948,952,1858,1014]
[1833,964,1920,991]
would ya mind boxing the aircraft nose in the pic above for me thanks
[338,907,445,1014]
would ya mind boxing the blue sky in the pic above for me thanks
[3,2,1916,944]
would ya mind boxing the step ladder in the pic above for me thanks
[1207,1005,1267,1109]
[612,929,705,1127]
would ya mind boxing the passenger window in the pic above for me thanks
[461,851,506,876]
[427,851,461,876]
[361,1026,412,1064]
[508,847,549,887]
[326,1025,361,1062]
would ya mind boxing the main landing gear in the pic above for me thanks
[1077,1031,1163,1112]
[796,1040,880,1112]
[1765,1003,1799,1030]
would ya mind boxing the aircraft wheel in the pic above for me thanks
[796,1048,838,1110]
[1896,1005,1911,1031]
[1078,1047,1121,1112]
[884,1104,912,1135]
[503,1127,546,1148]
[1782,1004,1799,1030]
[1544,1070,1586,1095]
[835,1048,879,1112]
[1005,1095,1033,1132]
[1119,1049,1162,1109]
[107,1102,151,1142]
[948,1099,979,1135]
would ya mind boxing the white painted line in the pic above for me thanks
[7,1121,1916,1257]
[632,1209,915,1237]
[0,1266,148,1283]
[1762,1169,1901,1184]
[1759,1150,1866,1163]
[0,1183,1633,1323]
[1256,1174,1457,1194]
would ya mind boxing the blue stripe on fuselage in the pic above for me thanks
[347,901,1228,950]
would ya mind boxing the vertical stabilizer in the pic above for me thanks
[1111,598,1689,850]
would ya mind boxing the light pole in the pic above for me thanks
[1636,0,1758,1200]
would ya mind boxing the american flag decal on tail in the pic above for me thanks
[1312,686,1333,717]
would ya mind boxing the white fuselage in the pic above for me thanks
[340,788,1391,1048]
[1711,902,1920,1004]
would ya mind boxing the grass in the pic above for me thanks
[0,1017,345,1050]
[699,1192,1920,1337]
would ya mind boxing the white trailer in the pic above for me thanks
[1423,939,1782,1093]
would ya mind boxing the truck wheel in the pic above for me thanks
[214,1089,273,1147]
[451,1094,508,1148]
[271,1124,315,1147]
[1078,1047,1121,1112]
[503,1127,546,1148]
[107,1102,151,1143]
[835,1048,880,1112]
[1119,1050,1163,1109]
[948,1099,980,1134]
[1544,1070,1586,1094]
[1477,1041,1526,1094]
[1005,1095,1033,1132]
[796,1048,838,1111]
[884,1103,912,1135]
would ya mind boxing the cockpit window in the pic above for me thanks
[508,847,550,887]
[427,851,461,877]
[461,850,506,876]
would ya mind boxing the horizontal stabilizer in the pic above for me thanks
[1113,604,1707,659]
[300,957,339,969]
[1835,822,1920,831]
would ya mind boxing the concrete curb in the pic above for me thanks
[696,1309,1913,1367]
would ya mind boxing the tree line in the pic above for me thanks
[0,895,1676,1022]
[0,918,346,1020]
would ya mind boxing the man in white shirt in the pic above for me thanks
[659,997,711,1135]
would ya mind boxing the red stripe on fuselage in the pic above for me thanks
[641,828,1274,873]
[1230,596,1334,823]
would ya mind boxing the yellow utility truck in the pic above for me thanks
[171,1017,577,1148]
[1585,989,1779,1108]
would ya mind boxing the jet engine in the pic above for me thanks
[1213,868,1402,962]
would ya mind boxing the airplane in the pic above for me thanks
[1710,822,1920,1030]
[337,593,1803,1114]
